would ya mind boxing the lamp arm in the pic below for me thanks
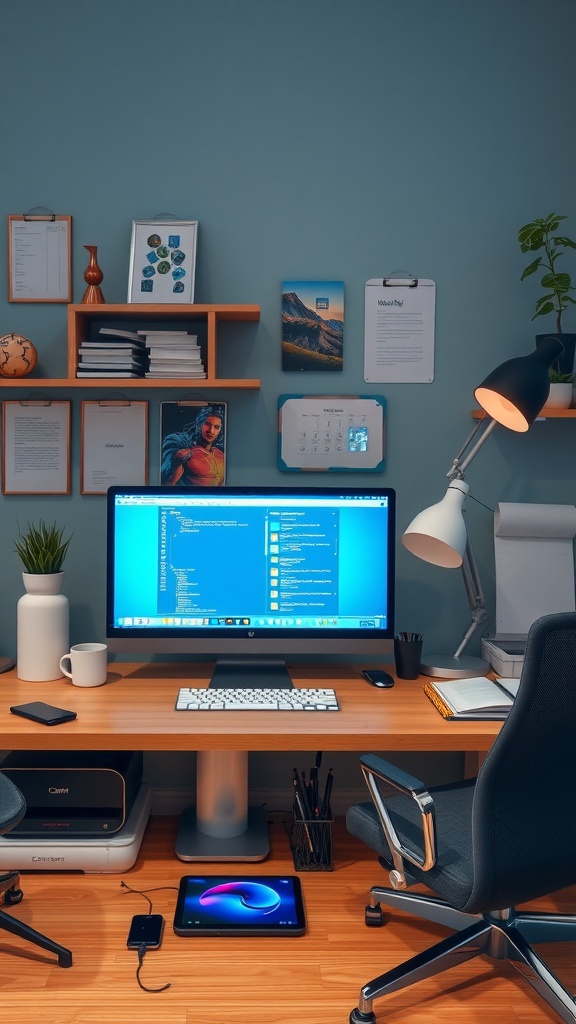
[447,417,498,480]
[452,534,489,660]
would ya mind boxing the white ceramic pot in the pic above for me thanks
[542,382,573,410]
[17,572,69,681]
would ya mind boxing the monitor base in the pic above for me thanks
[420,653,490,679]
[175,805,269,862]
[209,657,294,689]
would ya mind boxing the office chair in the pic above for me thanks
[0,772,72,967]
[346,611,576,1024]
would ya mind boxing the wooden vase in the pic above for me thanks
[81,244,105,304]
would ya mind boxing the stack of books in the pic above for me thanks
[76,329,149,378]
[137,330,206,379]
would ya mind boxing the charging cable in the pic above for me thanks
[121,880,175,992]
[135,942,170,994]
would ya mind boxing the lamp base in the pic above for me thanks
[419,654,490,679]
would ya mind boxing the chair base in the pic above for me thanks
[350,886,576,1024]
[0,870,72,968]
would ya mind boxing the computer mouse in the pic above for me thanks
[362,670,395,688]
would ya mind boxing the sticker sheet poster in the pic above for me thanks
[282,281,344,371]
[278,395,385,472]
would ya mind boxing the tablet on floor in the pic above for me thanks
[173,874,306,936]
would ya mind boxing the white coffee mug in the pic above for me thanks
[59,643,108,687]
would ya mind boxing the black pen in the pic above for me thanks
[320,768,333,819]
[293,779,314,852]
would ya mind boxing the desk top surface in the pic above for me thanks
[0,662,502,753]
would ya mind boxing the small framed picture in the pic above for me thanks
[127,219,198,303]
[160,401,227,486]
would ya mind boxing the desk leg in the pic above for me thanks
[464,751,486,778]
[175,751,270,862]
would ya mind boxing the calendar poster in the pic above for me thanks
[278,395,385,472]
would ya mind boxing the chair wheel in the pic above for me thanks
[350,1010,376,1024]
[4,886,24,906]
[364,903,383,926]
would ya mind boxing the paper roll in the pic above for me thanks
[495,502,576,539]
[494,502,576,639]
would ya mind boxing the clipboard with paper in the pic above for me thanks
[364,275,436,383]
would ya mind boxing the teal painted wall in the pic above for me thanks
[1,0,575,801]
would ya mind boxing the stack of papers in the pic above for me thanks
[76,329,149,378]
[424,676,520,720]
[137,331,206,379]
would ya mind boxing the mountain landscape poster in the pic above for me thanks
[282,280,344,371]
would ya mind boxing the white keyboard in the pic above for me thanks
[175,687,340,711]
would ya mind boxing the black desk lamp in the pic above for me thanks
[402,336,564,678]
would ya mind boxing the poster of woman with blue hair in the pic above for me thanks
[160,402,226,486]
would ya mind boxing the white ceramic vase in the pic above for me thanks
[543,382,573,410]
[17,572,69,681]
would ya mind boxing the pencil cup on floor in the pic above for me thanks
[394,637,423,679]
[290,815,333,871]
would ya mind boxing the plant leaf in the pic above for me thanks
[520,257,541,279]
[554,236,576,249]
[535,293,556,310]
[532,302,555,319]
[541,272,572,291]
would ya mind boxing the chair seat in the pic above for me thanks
[346,777,476,911]
[0,773,25,834]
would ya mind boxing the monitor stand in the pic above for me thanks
[175,657,292,862]
[207,656,294,690]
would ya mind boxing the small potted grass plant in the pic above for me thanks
[14,521,73,682]
[15,520,73,577]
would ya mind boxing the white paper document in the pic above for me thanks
[9,217,71,301]
[2,401,70,493]
[364,277,435,383]
[81,402,148,494]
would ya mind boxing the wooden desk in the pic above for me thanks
[1,662,500,861]
[1,661,501,752]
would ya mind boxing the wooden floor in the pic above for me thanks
[1,814,574,1024]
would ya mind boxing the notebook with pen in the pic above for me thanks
[424,676,520,720]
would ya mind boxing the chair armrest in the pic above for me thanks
[359,753,436,887]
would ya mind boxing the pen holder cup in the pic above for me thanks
[394,638,423,679]
[290,815,334,871]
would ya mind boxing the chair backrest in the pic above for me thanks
[468,611,576,912]
[0,772,26,835]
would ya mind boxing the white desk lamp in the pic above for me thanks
[402,336,564,678]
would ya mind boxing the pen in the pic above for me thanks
[320,768,333,819]
[293,778,314,853]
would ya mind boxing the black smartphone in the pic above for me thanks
[127,914,164,949]
[9,701,77,726]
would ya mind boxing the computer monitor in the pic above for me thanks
[106,484,395,688]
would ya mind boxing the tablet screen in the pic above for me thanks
[173,874,306,936]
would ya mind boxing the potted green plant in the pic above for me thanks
[14,520,72,575]
[518,212,576,374]
[14,521,72,682]
[543,369,575,411]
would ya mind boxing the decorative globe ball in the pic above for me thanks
[0,333,38,377]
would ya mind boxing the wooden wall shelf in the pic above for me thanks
[472,408,576,419]
[0,303,261,390]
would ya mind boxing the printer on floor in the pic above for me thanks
[0,750,143,836]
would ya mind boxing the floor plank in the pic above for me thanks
[0,814,574,1023]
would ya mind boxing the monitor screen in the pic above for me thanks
[106,485,395,687]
